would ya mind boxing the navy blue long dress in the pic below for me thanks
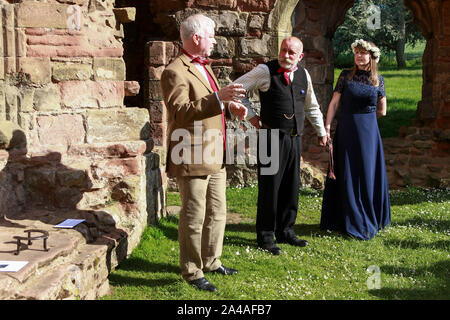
[320,69,391,240]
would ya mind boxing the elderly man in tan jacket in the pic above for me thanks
[160,13,247,292]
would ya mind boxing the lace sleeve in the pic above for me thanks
[334,71,346,93]
[378,75,385,98]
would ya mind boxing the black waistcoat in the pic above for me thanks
[259,60,307,134]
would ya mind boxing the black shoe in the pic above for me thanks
[189,277,217,292]
[212,265,238,275]
[258,243,282,255]
[280,237,309,247]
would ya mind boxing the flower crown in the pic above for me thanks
[351,39,381,63]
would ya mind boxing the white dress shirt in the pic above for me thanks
[233,63,327,137]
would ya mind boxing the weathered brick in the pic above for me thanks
[237,0,275,12]
[190,0,238,9]
[33,84,61,111]
[124,81,140,96]
[27,45,58,58]
[18,57,52,84]
[27,35,85,46]
[52,62,92,81]
[147,41,167,66]
[85,108,150,143]
[93,58,126,81]
[17,3,69,28]
[36,114,85,147]
[59,80,124,109]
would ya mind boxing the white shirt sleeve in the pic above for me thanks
[304,69,327,137]
[232,64,271,120]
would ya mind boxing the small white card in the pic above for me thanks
[53,219,85,228]
[0,261,28,272]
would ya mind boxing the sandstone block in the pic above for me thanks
[36,114,85,147]
[210,11,247,36]
[18,87,35,113]
[17,3,69,28]
[124,81,140,96]
[238,0,274,12]
[18,58,52,84]
[248,14,265,30]
[52,62,92,81]
[59,80,124,109]
[33,84,61,111]
[27,35,85,46]
[0,121,25,150]
[147,41,169,66]
[27,45,58,58]
[56,169,89,188]
[212,37,235,59]
[93,58,126,81]
[240,34,271,57]
[85,108,150,143]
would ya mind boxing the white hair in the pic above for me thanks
[180,14,215,41]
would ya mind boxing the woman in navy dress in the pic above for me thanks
[320,39,391,240]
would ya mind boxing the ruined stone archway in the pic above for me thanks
[288,0,449,188]
[140,0,449,190]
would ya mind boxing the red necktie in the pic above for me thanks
[277,66,298,85]
[182,49,226,149]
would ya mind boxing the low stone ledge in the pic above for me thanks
[0,209,130,300]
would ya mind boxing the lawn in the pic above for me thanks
[102,186,449,300]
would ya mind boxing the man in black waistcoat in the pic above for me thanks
[233,36,327,255]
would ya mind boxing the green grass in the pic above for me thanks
[102,186,449,300]
[333,41,425,138]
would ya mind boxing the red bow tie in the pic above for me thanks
[191,56,211,65]
[277,66,298,85]
[182,48,210,65]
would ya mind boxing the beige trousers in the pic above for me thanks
[176,167,227,281]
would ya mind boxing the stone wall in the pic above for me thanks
[144,0,449,189]
[0,0,162,299]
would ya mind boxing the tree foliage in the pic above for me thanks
[333,0,423,68]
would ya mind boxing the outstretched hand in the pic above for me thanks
[217,83,246,103]
[229,101,248,120]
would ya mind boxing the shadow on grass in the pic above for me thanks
[224,223,257,247]
[389,188,450,206]
[108,273,179,289]
[116,257,180,274]
[109,258,180,289]
[368,260,450,300]
[391,216,450,234]
[384,239,450,250]
[155,216,179,242]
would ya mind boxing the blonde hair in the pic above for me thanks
[349,41,380,87]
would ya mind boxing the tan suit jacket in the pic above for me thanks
[161,54,227,177]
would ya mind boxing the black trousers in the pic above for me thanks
[256,128,302,246]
